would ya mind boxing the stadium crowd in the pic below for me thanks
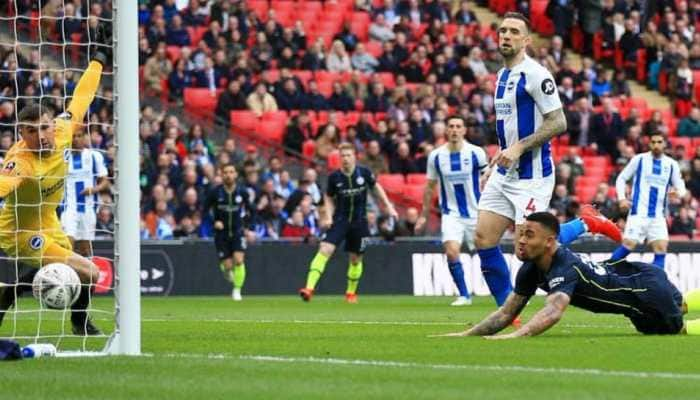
[0,0,699,241]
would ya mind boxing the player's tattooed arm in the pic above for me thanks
[490,108,566,169]
[517,108,567,152]
[462,293,529,336]
[488,292,570,339]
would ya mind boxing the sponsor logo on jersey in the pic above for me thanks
[495,102,512,116]
[541,79,556,95]
[29,235,44,250]
[356,176,364,185]
[548,277,564,288]
[507,81,515,92]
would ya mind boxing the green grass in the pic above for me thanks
[2,295,700,399]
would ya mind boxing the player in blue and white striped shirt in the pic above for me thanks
[473,13,567,307]
[416,115,487,306]
[60,128,110,258]
[612,133,687,269]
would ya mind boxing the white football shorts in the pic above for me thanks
[623,215,669,243]
[60,209,97,241]
[441,214,477,250]
[478,172,555,224]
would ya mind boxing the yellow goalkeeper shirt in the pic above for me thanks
[0,61,103,234]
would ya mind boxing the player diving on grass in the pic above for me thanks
[436,212,700,338]
[0,26,111,335]
[414,112,618,307]
[299,143,398,303]
[205,163,256,301]
[472,12,568,311]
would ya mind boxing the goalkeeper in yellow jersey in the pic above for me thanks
[0,26,111,336]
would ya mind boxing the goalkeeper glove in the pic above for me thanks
[90,22,112,66]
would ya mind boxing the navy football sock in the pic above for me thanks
[653,253,666,269]
[447,260,469,298]
[477,246,512,306]
[610,245,631,261]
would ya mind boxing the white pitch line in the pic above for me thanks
[141,318,624,329]
[160,353,700,381]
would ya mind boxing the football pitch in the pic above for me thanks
[3,295,700,399]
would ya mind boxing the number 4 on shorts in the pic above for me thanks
[525,198,536,213]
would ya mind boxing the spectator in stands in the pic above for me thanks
[550,184,572,217]
[377,40,401,72]
[365,139,389,175]
[216,80,247,121]
[251,31,274,70]
[590,97,624,160]
[467,46,488,77]
[302,168,323,206]
[175,187,201,223]
[454,1,478,25]
[334,21,359,53]
[167,14,191,47]
[643,109,669,136]
[610,70,632,97]
[281,209,312,238]
[396,207,419,237]
[95,206,114,239]
[619,18,641,63]
[592,183,617,219]
[326,40,352,72]
[283,113,313,156]
[369,14,396,42]
[389,141,418,174]
[246,82,278,116]
[328,82,355,112]
[301,39,326,71]
[344,71,369,102]
[275,78,305,111]
[678,107,700,137]
[168,59,193,102]
[670,206,695,238]
[566,98,592,147]
[284,180,312,216]
[304,81,330,111]
[558,76,576,107]
[688,158,700,198]
[143,42,173,96]
[591,68,612,98]
[351,43,380,73]
[315,125,339,160]
[275,170,295,199]
[365,83,391,112]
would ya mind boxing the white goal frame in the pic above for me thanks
[104,0,140,355]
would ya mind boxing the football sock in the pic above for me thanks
[232,264,246,289]
[346,260,363,295]
[71,284,95,326]
[652,254,666,269]
[684,289,700,312]
[558,218,586,245]
[447,259,469,298]
[305,252,329,290]
[477,246,512,306]
[610,245,631,261]
[686,319,700,335]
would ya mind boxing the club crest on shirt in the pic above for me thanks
[356,176,365,185]
[235,195,242,203]
[506,81,515,92]
[29,235,44,250]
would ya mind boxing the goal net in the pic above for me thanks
[0,1,140,356]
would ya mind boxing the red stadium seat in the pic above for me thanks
[302,139,316,160]
[166,45,183,63]
[230,111,259,135]
[291,70,314,89]
[186,26,207,47]
[364,41,383,58]
[377,174,405,194]
[376,72,396,89]
[248,0,269,19]
[406,173,427,185]
[327,150,341,170]
[183,88,220,116]
[257,119,287,143]
[402,184,424,209]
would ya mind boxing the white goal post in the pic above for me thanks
[107,0,140,356]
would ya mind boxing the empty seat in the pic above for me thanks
[406,173,427,185]
[183,88,219,115]
[377,174,405,194]
[230,111,259,135]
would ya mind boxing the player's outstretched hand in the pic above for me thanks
[91,22,113,65]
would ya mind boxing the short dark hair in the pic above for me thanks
[446,115,467,127]
[220,163,237,172]
[525,212,560,236]
[502,12,531,33]
[17,103,41,123]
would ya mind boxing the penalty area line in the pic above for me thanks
[161,353,700,381]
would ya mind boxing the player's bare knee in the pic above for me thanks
[622,239,637,250]
[319,242,335,257]
[474,228,496,249]
[349,253,362,264]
